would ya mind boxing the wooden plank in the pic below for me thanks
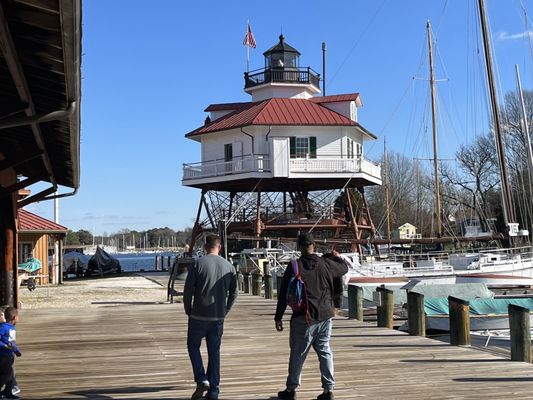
[12,280,533,399]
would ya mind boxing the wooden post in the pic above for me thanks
[377,286,394,328]
[243,273,251,294]
[509,304,531,363]
[251,273,262,296]
[0,193,16,306]
[348,285,363,321]
[58,238,64,284]
[237,271,243,292]
[407,291,425,336]
[448,296,470,346]
[264,274,273,299]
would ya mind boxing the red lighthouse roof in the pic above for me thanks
[186,96,375,139]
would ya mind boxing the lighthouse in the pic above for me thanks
[182,35,382,253]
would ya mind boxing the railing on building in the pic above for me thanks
[244,67,320,89]
[183,154,381,181]
[289,156,381,179]
[183,154,270,180]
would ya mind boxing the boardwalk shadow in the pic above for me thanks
[91,301,162,305]
[455,377,533,382]
[68,385,185,399]
[400,359,507,363]
[352,344,449,348]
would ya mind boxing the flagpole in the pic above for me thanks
[246,19,250,72]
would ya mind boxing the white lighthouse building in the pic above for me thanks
[182,35,382,253]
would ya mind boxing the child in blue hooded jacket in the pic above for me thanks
[0,307,21,399]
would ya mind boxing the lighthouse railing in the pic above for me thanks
[288,156,381,179]
[182,154,271,180]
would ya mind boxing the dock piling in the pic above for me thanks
[264,274,273,299]
[243,273,251,294]
[348,285,363,320]
[509,304,531,363]
[448,296,470,346]
[251,273,262,296]
[376,286,394,328]
[407,291,425,336]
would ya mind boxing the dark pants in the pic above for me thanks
[0,354,14,391]
[187,318,224,398]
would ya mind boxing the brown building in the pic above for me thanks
[17,209,68,285]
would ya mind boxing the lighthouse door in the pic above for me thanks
[271,137,289,177]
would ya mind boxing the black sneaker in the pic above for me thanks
[317,392,334,400]
[2,394,20,400]
[278,389,296,400]
[191,381,209,400]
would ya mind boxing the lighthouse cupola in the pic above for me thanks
[244,35,321,101]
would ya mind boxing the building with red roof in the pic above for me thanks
[17,209,68,285]
[182,35,382,253]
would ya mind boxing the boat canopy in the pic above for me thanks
[425,297,533,316]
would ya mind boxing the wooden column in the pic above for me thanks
[509,304,531,363]
[236,271,243,292]
[243,273,251,294]
[255,191,262,248]
[377,286,394,328]
[0,193,16,306]
[449,296,470,346]
[407,291,425,336]
[251,273,262,296]
[264,274,273,299]
[58,237,64,285]
[348,284,363,320]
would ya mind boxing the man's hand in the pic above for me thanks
[331,249,340,257]
[275,320,283,332]
[15,351,21,357]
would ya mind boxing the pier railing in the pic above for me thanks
[183,154,270,180]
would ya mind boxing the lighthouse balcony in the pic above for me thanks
[244,66,320,89]
[182,154,382,189]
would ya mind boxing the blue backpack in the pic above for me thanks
[286,258,308,314]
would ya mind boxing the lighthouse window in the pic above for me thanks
[290,136,317,159]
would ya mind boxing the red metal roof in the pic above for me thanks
[204,102,249,112]
[309,93,360,104]
[18,209,68,233]
[187,97,359,137]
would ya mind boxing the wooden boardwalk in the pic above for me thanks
[15,281,533,399]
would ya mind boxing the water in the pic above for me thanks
[114,252,178,272]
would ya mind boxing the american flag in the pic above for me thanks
[243,22,256,48]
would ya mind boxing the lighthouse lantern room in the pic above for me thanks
[182,35,382,253]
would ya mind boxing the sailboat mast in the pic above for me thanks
[384,137,391,251]
[478,0,516,227]
[515,64,533,238]
[427,20,442,237]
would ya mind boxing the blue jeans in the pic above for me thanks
[286,316,334,391]
[187,318,224,398]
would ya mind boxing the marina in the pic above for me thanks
[14,276,533,399]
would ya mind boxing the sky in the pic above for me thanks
[25,0,533,236]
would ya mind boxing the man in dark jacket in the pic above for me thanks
[275,233,348,400]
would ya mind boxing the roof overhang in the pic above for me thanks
[0,0,82,199]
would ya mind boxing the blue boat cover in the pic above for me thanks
[425,297,533,316]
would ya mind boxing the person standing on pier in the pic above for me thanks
[184,234,238,400]
[275,233,348,400]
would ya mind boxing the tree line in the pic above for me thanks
[65,227,192,249]
[366,89,533,241]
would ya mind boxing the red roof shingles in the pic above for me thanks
[187,98,357,137]
[18,209,68,232]
[309,93,360,103]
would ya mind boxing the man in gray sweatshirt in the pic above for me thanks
[183,234,238,400]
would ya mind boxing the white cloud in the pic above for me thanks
[497,30,533,41]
